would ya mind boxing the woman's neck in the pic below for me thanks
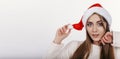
[93,41,100,46]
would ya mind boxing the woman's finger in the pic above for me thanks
[62,27,65,33]
[67,28,71,34]
[57,28,61,35]
[65,24,72,33]
[104,35,109,41]
[59,28,64,34]
[107,32,113,36]
[61,24,69,33]
[103,36,111,43]
[103,37,107,42]
[105,34,112,43]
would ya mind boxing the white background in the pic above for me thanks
[0,0,120,59]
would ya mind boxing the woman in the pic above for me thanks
[45,3,120,59]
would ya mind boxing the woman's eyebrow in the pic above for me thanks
[87,20,93,23]
[97,20,103,23]
[87,21,92,23]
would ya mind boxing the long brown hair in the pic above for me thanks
[71,13,115,59]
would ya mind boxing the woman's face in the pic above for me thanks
[86,14,106,42]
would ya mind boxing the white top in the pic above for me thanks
[88,44,100,59]
[44,31,120,59]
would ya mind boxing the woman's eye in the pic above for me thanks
[98,22,103,26]
[87,23,92,27]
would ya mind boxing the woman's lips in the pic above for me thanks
[92,34,99,38]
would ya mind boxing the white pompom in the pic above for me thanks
[68,24,73,29]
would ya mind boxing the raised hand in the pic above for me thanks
[53,24,71,44]
[100,32,113,45]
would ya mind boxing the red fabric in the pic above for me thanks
[89,3,102,9]
[72,20,84,30]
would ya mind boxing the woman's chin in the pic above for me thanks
[92,38,101,42]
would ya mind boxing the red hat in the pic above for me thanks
[69,3,112,31]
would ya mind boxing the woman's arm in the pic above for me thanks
[45,24,72,59]
[45,42,64,59]
[53,24,71,44]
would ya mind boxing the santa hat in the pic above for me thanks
[69,3,112,30]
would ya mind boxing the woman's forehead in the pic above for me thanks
[87,14,102,22]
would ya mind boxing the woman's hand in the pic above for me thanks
[100,32,113,45]
[53,24,71,44]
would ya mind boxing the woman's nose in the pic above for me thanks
[92,25,97,32]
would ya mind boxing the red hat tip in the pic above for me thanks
[72,20,84,30]
[89,3,102,9]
